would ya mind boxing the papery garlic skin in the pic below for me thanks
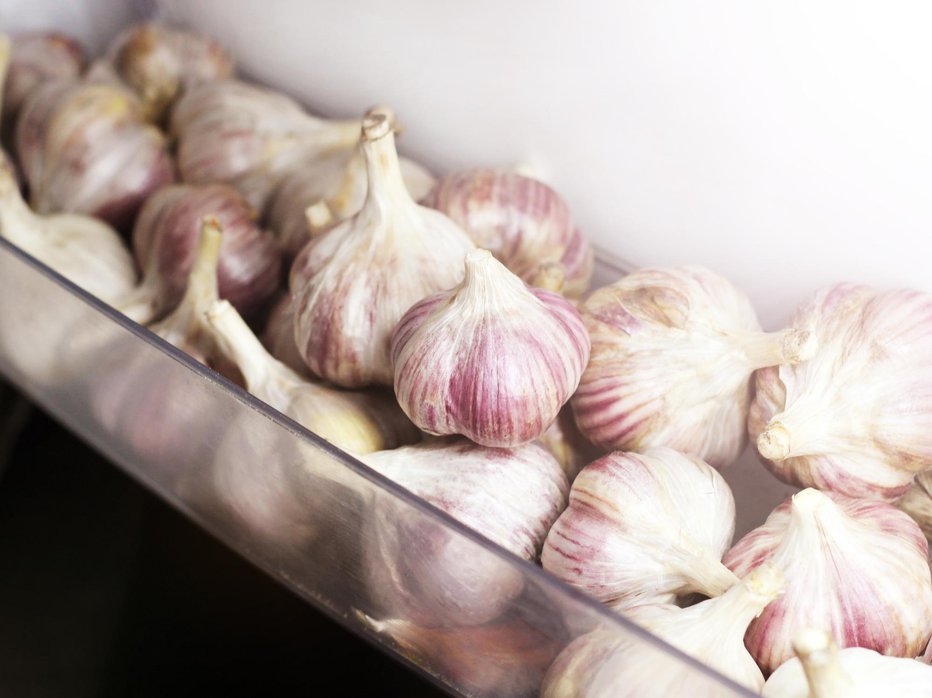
[762,628,932,698]
[267,141,435,261]
[724,488,932,674]
[290,108,475,388]
[260,293,310,377]
[751,283,932,500]
[362,438,568,627]
[572,266,816,468]
[171,80,360,209]
[122,183,281,324]
[541,565,784,696]
[392,249,589,447]
[899,469,932,542]
[205,299,418,455]
[537,405,602,482]
[424,169,593,297]
[542,448,737,610]
[15,80,174,230]
[106,21,233,122]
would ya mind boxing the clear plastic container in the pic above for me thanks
[0,237,755,697]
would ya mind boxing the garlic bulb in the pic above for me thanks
[540,564,785,696]
[571,266,817,468]
[424,169,594,297]
[361,438,568,626]
[541,448,737,610]
[204,298,418,455]
[15,79,174,230]
[750,283,932,499]
[359,613,558,697]
[106,21,233,122]
[899,470,932,541]
[120,183,281,324]
[1,32,85,136]
[290,107,475,388]
[267,130,436,260]
[0,159,136,303]
[392,249,590,446]
[171,79,360,209]
[260,292,310,376]
[724,487,932,674]
[537,405,602,482]
[762,628,932,698]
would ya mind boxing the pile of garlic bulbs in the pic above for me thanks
[1,19,932,698]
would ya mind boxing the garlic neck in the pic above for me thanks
[698,564,784,640]
[204,299,277,391]
[732,327,817,371]
[757,395,832,461]
[781,489,849,553]
[0,168,44,246]
[678,551,740,598]
[361,110,415,213]
[793,628,856,698]
[456,249,535,312]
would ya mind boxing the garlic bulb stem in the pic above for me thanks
[758,401,828,461]
[678,549,742,598]
[735,327,817,369]
[458,248,534,310]
[204,299,272,389]
[361,109,414,209]
[792,629,856,698]
[532,261,566,293]
[704,564,785,643]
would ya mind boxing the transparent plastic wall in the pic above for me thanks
[0,239,753,697]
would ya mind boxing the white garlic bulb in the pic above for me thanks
[899,469,932,542]
[0,160,136,303]
[290,107,475,388]
[392,249,590,447]
[751,283,932,500]
[204,299,419,455]
[171,79,360,209]
[763,628,932,698]
[361,438,568,627]
[540,564,784,696]
[541,448,737,610]
[572,266,816,468]
[724,488,932,674]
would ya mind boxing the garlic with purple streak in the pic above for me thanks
[899,470,932,541]
[290,107,475,388]
[260,293,310,377]
[724,488,932,675]
[392,249,589,447]
[360,438,568,626]
[541,448,737,609]
[120,183,281,324]
[751,283,932,499]
[424,168,593,297]
[204,298,418,455]
[762,628,932,698]
[15,79,174,230]
[541,564,784,696]
[571,266,817,468]
[171,79,360,209]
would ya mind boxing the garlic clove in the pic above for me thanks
[541,564,785,696]
[724,487,932,675]
[360,438,568,627]
[898,469,932,542]
[105,21,234,123]
[541,448,738,610]
[204,298,419,455]
[170,79,361,209]
[290,107,475,388]
[750,283,932,499]
[762,627,932,697]
[571,266,817,468]
[391,249,590,447]
[119,183,281,325]
[423,168,594,297]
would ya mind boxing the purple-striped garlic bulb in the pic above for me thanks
[392,249,589,447]
[267,128,435,260]
[15,79,174,230]
[724,488,932,675]
[571,266,817,468]
[899,470,932,542]
[105,21,233,123]
[762,628,932,698]
[1,32,85,136]
[171,79,360,209]
[119,183,280,324]
[541,448,737,610]
[260,292,310,377]
[423,169,593,298]
[204,298,419,455]
[750,283,932,500]
[290,107,475,388]
[541,565,784,696]
[361,438,568,626]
